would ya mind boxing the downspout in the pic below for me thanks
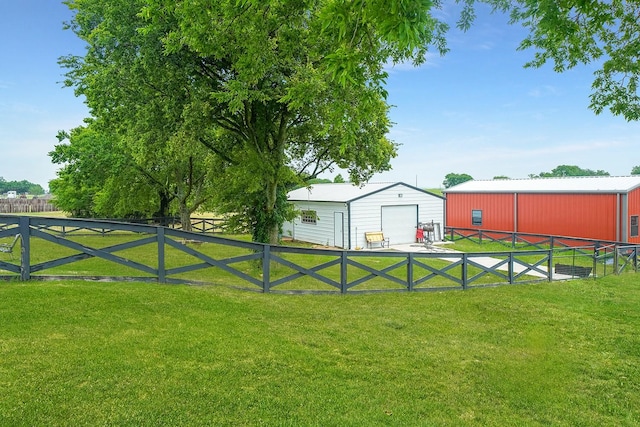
[616,193,621,242]
[513,192,518,233]
[443,196,447,237]
[620,192,628,242]
[347,201,352,249]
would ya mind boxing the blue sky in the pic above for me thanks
[1,2,639,191]
[1,1,88,190]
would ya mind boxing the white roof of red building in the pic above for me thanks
[444,176,640,194]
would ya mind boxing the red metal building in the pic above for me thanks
[444,176,640,243]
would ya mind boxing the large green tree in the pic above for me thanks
[61,0,434,243]
[49,126,160,218]
[50,123,216,226]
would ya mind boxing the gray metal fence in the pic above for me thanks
[0,216,637,293]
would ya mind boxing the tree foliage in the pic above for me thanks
[49,123,216,225]
[508,0,640,120]
[333,174,346,183]
[0,178,44,195]
[529,165,610,178]
[631,166,640,176]
[443,173,474,188]
[49,126,158,218]
[62,0,451,243]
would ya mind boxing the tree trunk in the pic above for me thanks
[179,201,192,232]
[265,179,279,245]
[156,191,171,226]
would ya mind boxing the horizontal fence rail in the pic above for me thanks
[49,217,228,236]
[0,217,638,293]
[445,226,620,250]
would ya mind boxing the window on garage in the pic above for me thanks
[631,215,638,237]
[471,210,483,226]
[301,210,317,225]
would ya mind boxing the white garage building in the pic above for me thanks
[282,182,445,249]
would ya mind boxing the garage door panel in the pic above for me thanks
[382,205,417,245]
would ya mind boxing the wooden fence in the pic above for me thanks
[444,227,640,278]
[0,198,58,213]
[56,217,227,236]
[0,217,638,293]
[444,226,620,250]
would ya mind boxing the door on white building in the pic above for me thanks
[334,212,344,248]
[381,205,417,245]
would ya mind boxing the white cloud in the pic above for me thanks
[528,85,560,98]
[384,53,442,73]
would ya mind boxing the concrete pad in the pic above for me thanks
[364,241,572,280]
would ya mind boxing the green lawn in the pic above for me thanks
[1,276,639,426]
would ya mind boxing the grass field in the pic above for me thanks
[1,276,639,426]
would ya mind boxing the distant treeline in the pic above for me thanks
[0,177,45,195]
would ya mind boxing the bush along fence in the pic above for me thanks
[0,216,638,293]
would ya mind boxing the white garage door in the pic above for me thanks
[381,205,417,245]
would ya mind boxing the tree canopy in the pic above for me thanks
[443,173,474,188]
[62,0,452,242]
[529,165,610,178]
[510,0,640,120]
[50,121,217,226]
[0,178,44,196]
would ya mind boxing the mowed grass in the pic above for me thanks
[1,277,639,426]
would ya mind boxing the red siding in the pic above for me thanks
[628,188,640,244]
[446,192,626,242]
[446,193,514,231]
[517,194,617,241]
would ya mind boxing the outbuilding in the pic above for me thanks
[444,176,640,243]
[282,182,445,249]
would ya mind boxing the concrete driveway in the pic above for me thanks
[366,241,573,280]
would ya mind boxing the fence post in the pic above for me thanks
[157,226,166,283]
[614,244,619,275]
[262,245,271,293]
[340,251,348,294]
[548,247,554,282]
[407,252,414,291]
[461,253,468,290]
[19,216,30,281]
[512,233,516,249]
[508,252,514,284]
[479,230,482,245]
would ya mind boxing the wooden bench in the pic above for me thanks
[365,231,389,249]
[0,234,20,259]
[554,263,592,278]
